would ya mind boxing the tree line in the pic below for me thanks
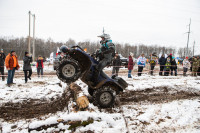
[0,36,192,60]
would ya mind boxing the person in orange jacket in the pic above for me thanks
[5,51,20,86]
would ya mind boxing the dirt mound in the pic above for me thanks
[0,91,72,121]
[119,87,200,104]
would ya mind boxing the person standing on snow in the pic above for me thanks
[5,51,20,86]
[192,57,199,76]
[149,52,157,75]
[112,53,121,77]
[23,52,32,83]
[158,54,166,76]
[183,57,190,76]
[164,57,171,76]
[171,57,177,76]
[0,52,5,81]
[197,56,200,76]
[94,33,115,83]
[128,52,135,78]
[37,56,44,78]
[137,53,146,76]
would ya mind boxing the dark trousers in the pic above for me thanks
[24,70,32,82]
[112,67,120,76]
[138,66,144,76]
[198,67,200,76]
[150,65,155,75]
[37,68,43,77]
[7,68,15,84]
[0,67,5,81]
[171,68,177,76]
[183,67,188,76]
[159,66,164,76]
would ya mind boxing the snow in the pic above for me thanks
[0,72,200,132]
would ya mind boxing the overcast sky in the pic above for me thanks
[0,0,200,54]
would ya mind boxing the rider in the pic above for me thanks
[93,33,115,83]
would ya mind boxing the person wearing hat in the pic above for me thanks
[5,51,20,86]
[0,51,5,81]
[197,56,200,76]
[112,52,121,77]
[192,56,199,76]
[149,52,157,75]
[128,52,135,78]
[36,55,44,78]
[183,56,190,76]
[137,53,146,76]
[23,52,32,83]
[93,33,115,83]
[171,57,177,76]
[158,54,166,76]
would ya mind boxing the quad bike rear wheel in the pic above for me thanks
[56,59,81,84]
[93,86,116,108]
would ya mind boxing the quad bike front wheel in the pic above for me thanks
[93,86,116,108]
[56,59,81,84]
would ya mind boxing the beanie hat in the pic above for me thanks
[11,50,15,53]
[25,51,28,56]
[1,49,3,51]
[130,52,134,56]
[170,53,172,56]
[172,56,175,59]
[186,57,188,59]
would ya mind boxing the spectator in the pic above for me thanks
[128,52,135,78]
[0,52,5,81]
[112,53,121,76]
[190,56,195,72]
[37,55,44,78]
[164,57,171,76]
[5,51,20,86]
[159,54,166,76]
[171,57,177,76]
[192,57,199,76]
[183,57,190,76]
[137,53,146,76]
[197,56,200,76]
[149,52,157,75]
[23,52,32,83]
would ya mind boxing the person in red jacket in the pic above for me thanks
[36,56,44,78]
[128,52,135,78]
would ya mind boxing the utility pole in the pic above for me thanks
[186,18,191,57]
[28,11,31,54]
[193,41,195,56]
[32,14,36,61]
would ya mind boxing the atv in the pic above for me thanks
[56,45,128,108]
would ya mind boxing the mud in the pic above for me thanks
[119,86,200,104]
[0,91,72,121]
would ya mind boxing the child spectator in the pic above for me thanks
[112,53,121,76]
[164,57,171,76]
[183,57,190,76]
[37,56,44,78]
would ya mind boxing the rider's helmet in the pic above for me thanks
[97,34,111,40]
[60,45,69,53]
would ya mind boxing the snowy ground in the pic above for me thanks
[0,72,200,132]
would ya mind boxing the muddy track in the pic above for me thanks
[119,87,200,104]
[1,86,199,121]
[0,91,72,121]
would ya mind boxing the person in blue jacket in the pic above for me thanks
[137,53,146,76]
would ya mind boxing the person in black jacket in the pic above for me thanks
[112,53,121,76]
[23,52,32,83]
[159,54,166,76]
[0,50,6,81]
[171,57,177,76]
